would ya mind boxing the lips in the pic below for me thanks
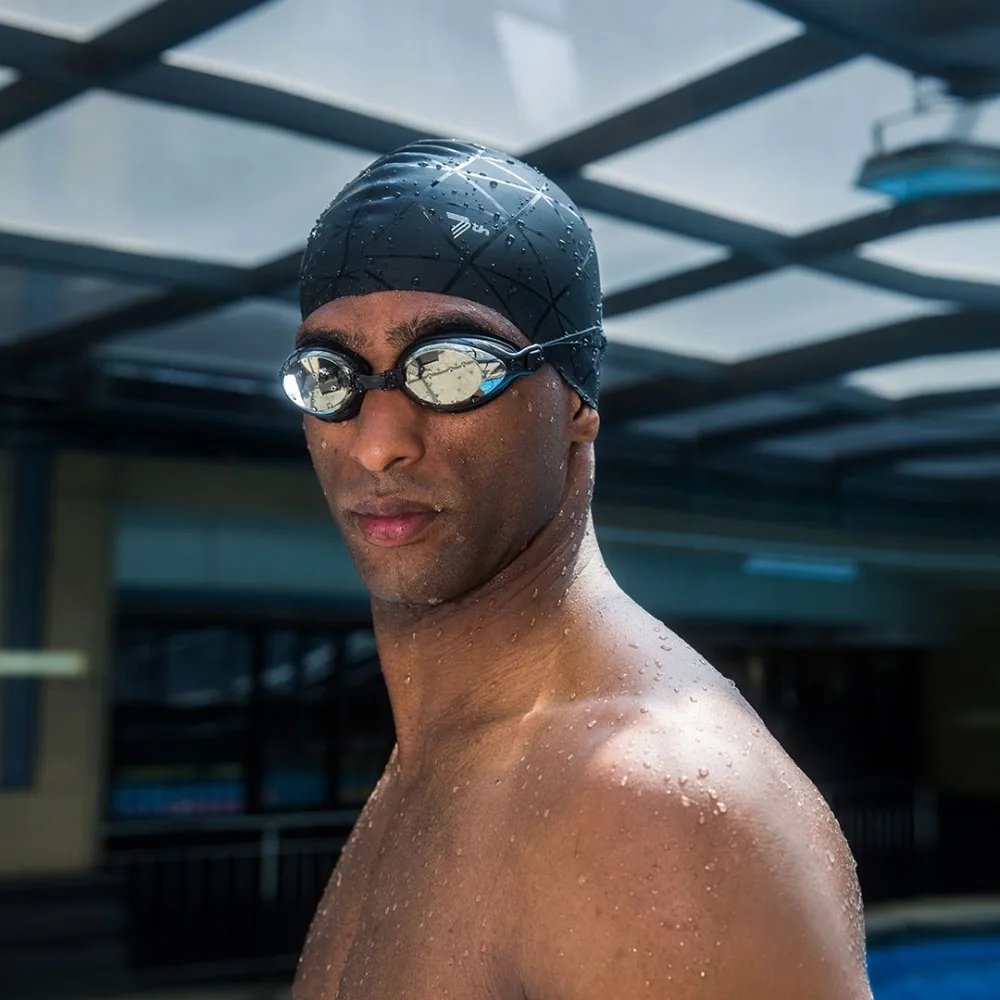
[348,498,439,547]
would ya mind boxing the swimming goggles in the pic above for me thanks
[279,330,595,422]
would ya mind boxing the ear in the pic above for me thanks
[569,392,600,444]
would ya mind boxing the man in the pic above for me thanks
[282,140,872,999]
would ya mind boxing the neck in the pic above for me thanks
[371,450,617,778]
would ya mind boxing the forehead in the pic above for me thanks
[296,290,531,354]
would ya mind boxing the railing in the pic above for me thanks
[105,786,996,977]
[830,786,938,902]
[104,810,357,974]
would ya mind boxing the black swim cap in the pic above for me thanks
[299,139,606,409]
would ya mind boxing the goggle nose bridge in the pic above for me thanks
[351,368,405,392]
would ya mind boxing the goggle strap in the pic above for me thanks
[534,329,603,372]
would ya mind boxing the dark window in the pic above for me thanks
[108,617,394,820]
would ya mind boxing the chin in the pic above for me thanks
[359,557,488,608]
[357,561,450,606]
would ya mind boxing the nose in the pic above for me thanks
[347,386,426,473]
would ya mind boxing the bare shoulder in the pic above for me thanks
[510,646,873,999]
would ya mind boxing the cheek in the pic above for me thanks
[474,390,570,499]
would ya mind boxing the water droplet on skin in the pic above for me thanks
[587,719,597,729]
[698,768,710,779]
[698,813,707,825]
[404,674,411,684]
[621,775,629,787]
[678,775,688,786]
[640,707,649,714]
[680,795,691,807]
[717,801,728,813]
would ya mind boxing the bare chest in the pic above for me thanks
[294,787,518,1000]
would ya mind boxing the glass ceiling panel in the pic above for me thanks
[0,0,157,39]
[860,220,1000,283]
[632,393,817,440]
[978,97,1000,144]
[98,298,301,378]
[0,92,373,266]
[760,417,1000,462]
[900,455,1000,480]
[848,350,1000,399]
[587,57,914,235]
[0,265,161,344]
[603,267,947,362]
[168,0,800,150]
[586,211,725,295]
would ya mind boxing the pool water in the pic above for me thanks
[868,932,1000,999]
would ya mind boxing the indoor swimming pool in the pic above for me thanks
[868,929,1000,999]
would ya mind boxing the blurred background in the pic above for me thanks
[0,0,998,997]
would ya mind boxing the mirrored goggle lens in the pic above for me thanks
[403,345,509,408]
[282,352,355,414]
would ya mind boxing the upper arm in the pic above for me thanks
[514,746,873,1000]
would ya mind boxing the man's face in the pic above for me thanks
[298,290,587,605]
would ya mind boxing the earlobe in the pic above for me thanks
[571,398,600,444]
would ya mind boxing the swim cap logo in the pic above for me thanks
[446,212,489,239]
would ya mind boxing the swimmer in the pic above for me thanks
[284,140,873,999]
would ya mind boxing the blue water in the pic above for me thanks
[868,933,1000,999]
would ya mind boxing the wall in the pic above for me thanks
[0,450,997,877]
[0,453,114,876]
[0,450,9,769]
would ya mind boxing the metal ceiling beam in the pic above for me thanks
[524,32,854,176]
[123,62,428,153]
[599,310,1000,425]
[836,436,1000,475]
[603,190,1000,317]
[691,384,1000,454]
[0,228,248,290]
[0,2,273,136]
[0,249,300,371]
[755,0,1000,96]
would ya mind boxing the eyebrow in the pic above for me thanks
[297,309,501,357]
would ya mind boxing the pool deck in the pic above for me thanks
[866,894,1000,937]
[83,897,1000,999]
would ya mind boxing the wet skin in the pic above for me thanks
[292,291,873,1000]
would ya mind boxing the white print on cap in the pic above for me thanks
[446,212,489,238]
